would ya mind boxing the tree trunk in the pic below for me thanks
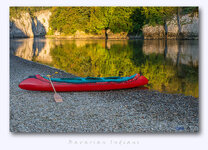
[164,19,168,39]
[177,8,182,37]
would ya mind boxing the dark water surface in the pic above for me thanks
[10,38,199,97]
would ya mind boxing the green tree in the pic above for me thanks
[49,7,91,35]
[49,7,135,38]
[141,7,177,26]
[130,8,145,35]
[87,7,134,38]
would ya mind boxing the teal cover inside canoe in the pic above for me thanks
[42,74,137,83]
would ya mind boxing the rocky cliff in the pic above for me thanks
[142,25,165,39]
[142,13,199,39]
[10,13,34,38]
[10,10,51,38]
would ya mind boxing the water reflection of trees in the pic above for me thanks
[50,40,198,97]
[10,38,198,97]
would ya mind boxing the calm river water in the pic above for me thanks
[10,38,199,97]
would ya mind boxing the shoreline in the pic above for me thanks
[10,54,199,133]
[9,35,199,40]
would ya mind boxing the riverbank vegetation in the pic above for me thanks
[10,7,198,38]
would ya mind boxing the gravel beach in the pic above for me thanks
[10,54,199,133]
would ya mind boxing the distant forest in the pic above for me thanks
[10,7,198,36]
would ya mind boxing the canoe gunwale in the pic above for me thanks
[41,74,137,83]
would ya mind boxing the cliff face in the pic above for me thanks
[142,13,199,39]
[180,14,199,39]
[142,25,165,39]
[10,10,51,38]
[32,11,52,37]
[10,13,34,38]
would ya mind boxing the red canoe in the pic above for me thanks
[19,74,148,92]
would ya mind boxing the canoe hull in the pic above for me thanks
[19,74,148,92]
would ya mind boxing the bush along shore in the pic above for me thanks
[10,7,198,39]
[10,54,199,133]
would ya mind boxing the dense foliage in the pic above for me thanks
[10,7,198,36]
[49,7,136,35]
[141,7,177,25]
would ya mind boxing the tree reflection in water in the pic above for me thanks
[10,38,198,97]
